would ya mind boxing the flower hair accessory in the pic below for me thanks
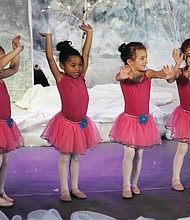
[6,118,14,128]
[138,114,148,125]
[80,118,88,129]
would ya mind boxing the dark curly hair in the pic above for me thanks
[56,40,82,64]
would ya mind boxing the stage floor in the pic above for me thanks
[2,139,190,220]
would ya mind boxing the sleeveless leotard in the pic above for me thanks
[0,80,24,153]
[177,70,190,111]
[0,81,11,120]
[41,74,101,154]
[121,74,150,116]
[109,72,161,148]
[57,74,89,122]
[166,69,190,142]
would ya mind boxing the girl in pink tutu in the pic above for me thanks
[109,42,174,199]
[39,24,101,202]
[166,39,190,192]
[0,35,24,207]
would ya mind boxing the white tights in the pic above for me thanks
[0,153,8,194]
[122,146,144,190]
[58,153,80,193]
[172,142,188,183]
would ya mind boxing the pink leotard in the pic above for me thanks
[57,74,89,122]
[0,81,11,120]
[120,73,150,116]
[177,69,190,111]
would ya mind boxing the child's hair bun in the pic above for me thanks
[118,43,127,53]
[56,41,73,51]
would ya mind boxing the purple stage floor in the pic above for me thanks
[1,139,190,220]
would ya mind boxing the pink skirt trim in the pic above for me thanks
[109,112,161,148]
[165,106,190,143]
[0,119,24,153]
[41,112,102,154]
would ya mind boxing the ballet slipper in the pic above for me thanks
[60,191,72,202]
[131,186,141,195]
[0,193,14,202]
[122,185,132,199]
[71,189,87,199]
[0,197,13,207]
[172,180,184,191]
[122,190,132,199]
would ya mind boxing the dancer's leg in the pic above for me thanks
[70,154,80,190]
[131,148,143,194]
[0,153,8,194]
[122,146,135,198]
[0,153,13,206]
[172,142,188,190]
[70,154,87,199]
[58,153,71,201]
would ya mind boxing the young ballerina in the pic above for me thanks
[39,24,101,202]
[0,35,24,207]
[109,42,174,199]
[165,38,190,191]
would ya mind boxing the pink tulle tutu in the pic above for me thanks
[165,106,190,143]
[0,119,24,153]
[109,113,161,148]
[41,112,102,154]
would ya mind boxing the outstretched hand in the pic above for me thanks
[162,65,175,80]
[119,65,133,80]
[172,48,183,66]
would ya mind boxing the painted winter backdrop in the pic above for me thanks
[0,0,33,101]
[33,0,190,55]
[32,0,190,87]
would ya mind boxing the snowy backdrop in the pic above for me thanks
[32,0,190,56]
[32,0,190,87]
[0,0,33,101]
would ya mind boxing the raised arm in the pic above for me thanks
[0,36,23,79]
[79,24,93,77]
[39,33,62,82]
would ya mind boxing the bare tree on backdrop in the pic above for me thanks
[147,0,190,46]
[32,0,190,55]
